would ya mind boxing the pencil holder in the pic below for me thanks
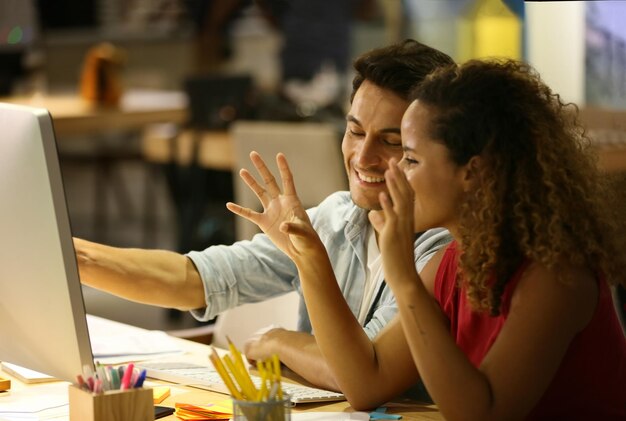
[232,395,291,421]
[68,385,154,421]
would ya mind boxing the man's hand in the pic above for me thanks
[243,326,285,364]
[243,327,341,392]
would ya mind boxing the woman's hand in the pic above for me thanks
[368,158,418,286]
[226,152,325,260]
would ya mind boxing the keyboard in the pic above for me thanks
[136,361,345,404]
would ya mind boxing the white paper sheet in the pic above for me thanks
[87,315,183,361]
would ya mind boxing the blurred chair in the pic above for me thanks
[141,74,256,329]
[206,120,347,350]
[142,74,255,252]
[230,120,348,240]
[211,291,300,350]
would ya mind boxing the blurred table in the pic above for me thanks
[141,125,234,171]
[1,90,189,246]
[1,89,188,137]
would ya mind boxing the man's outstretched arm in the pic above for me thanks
[74,237,206,310]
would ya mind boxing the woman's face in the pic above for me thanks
[399,100,469,235]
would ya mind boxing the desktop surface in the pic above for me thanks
[0,316,443,420]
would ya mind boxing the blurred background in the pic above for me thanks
[1,0,624,333]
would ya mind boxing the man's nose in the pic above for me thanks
[355,136,381,167]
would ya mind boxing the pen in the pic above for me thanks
[109,366,120,390]
[76,374,87,391]
[87,376,95,392]
[130,368,138,387]
[120,363,134,390]
[134,369,147,388]
[96,365,110,391]
[82,364,94,384]
[93,378,103,394]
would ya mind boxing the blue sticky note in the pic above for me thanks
[369,411,402,420]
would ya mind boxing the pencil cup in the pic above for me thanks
[232,395,291,421]
[68,385,154,421]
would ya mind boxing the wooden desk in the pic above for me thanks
[155,334,443,420]
[160,389,442,420]
[1,90,187,137]
[0,318,442,420]
[141,125,234,171]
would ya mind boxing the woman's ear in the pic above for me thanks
[460,155,483,192]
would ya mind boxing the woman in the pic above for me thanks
[228,60,626,420]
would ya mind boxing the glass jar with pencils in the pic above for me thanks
[232,394,291,421]
[209,337,291,420]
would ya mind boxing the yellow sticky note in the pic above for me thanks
[0,376,10,392]
[153,386,171,404]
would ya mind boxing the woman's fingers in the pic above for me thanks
[239,168,271,208]
[385,159,413,216]
[276,153,297,196]
[385,159,404,209]
[368,208,386,233]
[226,201,260,223]
[250,151,281,198]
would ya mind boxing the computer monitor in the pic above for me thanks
[0,102,94,382]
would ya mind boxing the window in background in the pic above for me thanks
[403,0,524,63]
[586,2,626,109]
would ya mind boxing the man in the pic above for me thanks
[74,39,454,391]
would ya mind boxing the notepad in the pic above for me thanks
[153,386,171,404]
[1,362,56,384]
[0,376,10,391]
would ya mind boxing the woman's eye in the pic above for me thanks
[403,156,418,165]
[349,129,365,137]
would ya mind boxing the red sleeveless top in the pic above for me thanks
[434,242,626,420]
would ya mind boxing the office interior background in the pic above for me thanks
[1,0,625,334]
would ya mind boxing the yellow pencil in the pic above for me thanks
[272,354,283,399]
[208,347,243,400]
[224,354,257,400]
[256,366,268,401]
[226,336,248,373]
[225,337,259,399]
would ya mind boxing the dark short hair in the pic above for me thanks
[350,39,455,102]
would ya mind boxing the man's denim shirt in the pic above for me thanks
[187,191,451,339]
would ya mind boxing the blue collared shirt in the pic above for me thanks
[187,191,451,339]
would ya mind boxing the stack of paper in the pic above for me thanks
[174,400,233,420]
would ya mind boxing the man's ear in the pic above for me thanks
[460,155,483,192]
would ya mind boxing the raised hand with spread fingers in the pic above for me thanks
[226,151,326,262]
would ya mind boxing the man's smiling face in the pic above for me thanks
[342,80,410,210]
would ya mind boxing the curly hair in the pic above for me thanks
[412,59,626,315]
[350,39,454,103]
